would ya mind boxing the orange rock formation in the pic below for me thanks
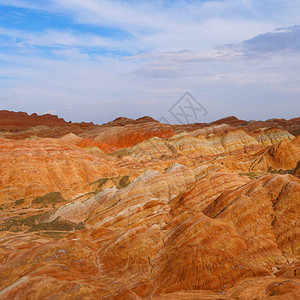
[0,110,299,299]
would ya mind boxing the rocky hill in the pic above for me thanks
[0,111,299,299]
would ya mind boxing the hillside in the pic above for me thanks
[0,111,299,299]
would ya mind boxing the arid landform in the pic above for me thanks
[0,110,300,299]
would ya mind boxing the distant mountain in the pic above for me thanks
[0,110,67,131]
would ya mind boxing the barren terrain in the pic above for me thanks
[0,111,299,299]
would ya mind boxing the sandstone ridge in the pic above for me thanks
[0,111,299,299]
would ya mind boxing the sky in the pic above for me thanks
[0,0,299,124]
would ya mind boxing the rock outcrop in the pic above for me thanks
[0,110,67,131]
[250,128,294,147]
[0,111,299,299]
[125,129,264,159]
[251,136,300,171]
[241,117,300,136]
[0,138,118,202]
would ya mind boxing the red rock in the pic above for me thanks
[94,123,175,150]
[76,137,112,153]
[0,138,118,202]
[0,110,67,131]
[0,112,300,299]
[241,117,300,135]
[212,116,247,127]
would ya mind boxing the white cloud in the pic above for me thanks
[0,0,300,122]
[0,0,42,10]
[3,0,300,52]
[0,27,115,49]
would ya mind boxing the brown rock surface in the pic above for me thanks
[0,138,118,202]
[190,123,234,136]
[251,136,300,171]
[76,137,113,153]
[291,160,300,178]
[203,175,300,264]
[125,129,263,159]
[0,111,300,299]
[94,123,175,151]
[241,117,300,136]
[60,132,83,145]
[250,128,294,147]
[0,110,67,131]
[212,115,247,127]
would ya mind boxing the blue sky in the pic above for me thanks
[0,0,299,124]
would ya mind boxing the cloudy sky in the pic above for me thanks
[0,0,299,124]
